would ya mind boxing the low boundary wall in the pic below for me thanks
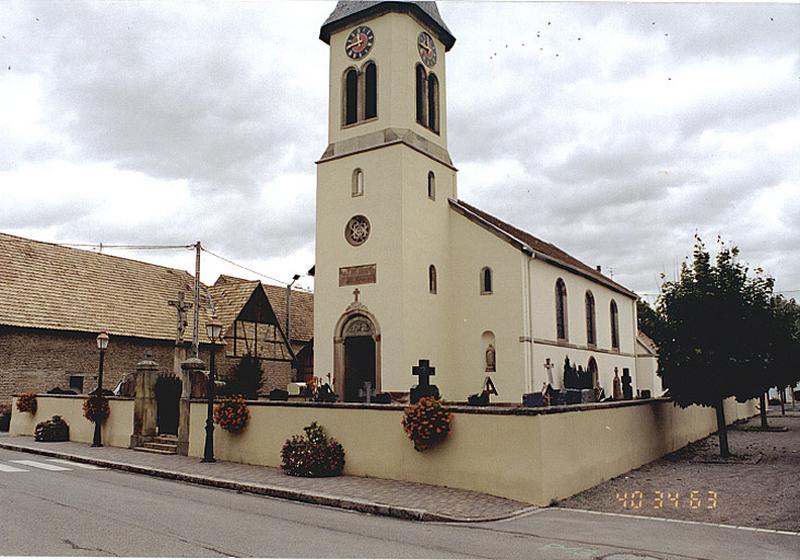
[9,395,134,448]
[10,394,755,505]
[188,397,755,505]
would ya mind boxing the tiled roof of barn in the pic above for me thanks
[0,232,215,342]
[320,1,455,50]
[449,200,638,298]
[210,275,314,343]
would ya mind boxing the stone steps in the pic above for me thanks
[133,435,178,455]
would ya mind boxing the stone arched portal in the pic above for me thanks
[333,303,381,402]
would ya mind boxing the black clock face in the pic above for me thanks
[418,31,437,67]
[345,26,375,60]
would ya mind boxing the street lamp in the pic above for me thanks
[202,316,223,463]
[91,332,109,448]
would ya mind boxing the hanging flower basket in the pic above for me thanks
[83,395,111,423]
[213,395,250,432]
[402,396,453,452]
[16,392,37,414]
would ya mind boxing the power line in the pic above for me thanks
[59,242,195,251]
[201,246,311,292]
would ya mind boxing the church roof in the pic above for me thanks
[320,1,455,51]
[449,200,638,298]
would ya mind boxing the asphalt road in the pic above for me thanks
[0,447,796,559]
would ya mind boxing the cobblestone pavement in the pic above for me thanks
[0,435,532,522]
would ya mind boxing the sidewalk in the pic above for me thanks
[0,435,533,523]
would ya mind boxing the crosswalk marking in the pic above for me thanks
[0,463,29,473]
[10,460,71,471]
[46,459,106,470]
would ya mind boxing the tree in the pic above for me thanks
[637,299,666,341]
[655,237,774,457]
[766,296,800,414]
[223,353,264,400]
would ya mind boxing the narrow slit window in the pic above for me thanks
[352,168,364,197]
[427,171,435,200]
[429,265,437,294]
[415,64,426,125]
[427,73,439,132]
[481,267,493,294]
[555,279,568,340]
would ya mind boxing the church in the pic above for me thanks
[313,1,652,403]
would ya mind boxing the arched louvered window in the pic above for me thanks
[364,62,377,119]
[610,300,620,350]
[481,267,493,294]
[352,168,364,197]
[427,73,439,132]
[585,291,596,346]
[555,279,568,341]
[429,265,437,294]
[415,64,426,125]
[344,68,358,125]
[427,171,435,200]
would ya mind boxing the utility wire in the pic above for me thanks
[201,246,312,292]
[59,242,195,250]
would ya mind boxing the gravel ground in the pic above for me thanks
[558,407,800,532]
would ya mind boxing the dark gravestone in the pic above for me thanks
[565,389,582,405]
[468,392,489,406]
[372,392,392,404]
[410,359,440,404]
[641,389,652,399]
[622,368,633,400]
[522,392,545,407]
[268,389,289,401]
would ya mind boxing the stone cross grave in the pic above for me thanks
[410,359,440,404]
[358,381,376,404]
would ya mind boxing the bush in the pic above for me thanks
[281,422,345,477]
[34,415,69,442]
[16,392,37,414]
[402,396,452,452]
[83,395,111,423]
[223,353,263,400]
[213,395,249,432]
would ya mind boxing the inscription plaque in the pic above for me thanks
[339,264,377,286]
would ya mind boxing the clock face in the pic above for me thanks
[345,26,374,60]
[417,31,437,67]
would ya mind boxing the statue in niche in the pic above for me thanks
[485,344,496,372]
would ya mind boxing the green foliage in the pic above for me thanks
[637,299,666,341]
[224,353,264,400]
[281,422,345,477]
[655,236,775,408]
[34,415,69,442]
[766,295,800,390]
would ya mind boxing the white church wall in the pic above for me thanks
[314,145,407,389]
[448,214,527,402]
[529,258,638,396]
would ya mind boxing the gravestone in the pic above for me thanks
[565,389,582,405]
[580,389,595,404]
[358,381,376,404]
[372,392,392,404]
[522,392,544,407]
[612,367,623,400]
[268,388,289,401]
[410,359,440,404]
[622,368,633,400]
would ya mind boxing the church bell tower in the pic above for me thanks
[313,1,458,401]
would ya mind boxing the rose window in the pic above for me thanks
[345,215,371,246]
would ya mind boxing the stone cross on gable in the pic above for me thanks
[412,359,435,387]
[168,292,193,343]
[353,288,360,302]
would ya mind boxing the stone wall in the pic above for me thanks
[0,326,299,406]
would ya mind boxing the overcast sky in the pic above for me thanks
[1,1,798,300]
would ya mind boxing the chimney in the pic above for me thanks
[596,265,602,273]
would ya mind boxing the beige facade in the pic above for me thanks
[314,3,644,403]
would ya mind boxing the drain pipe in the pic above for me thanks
[520,247,535,394]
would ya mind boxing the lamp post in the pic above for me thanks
[91,332,109,448]
[202,316,223,463]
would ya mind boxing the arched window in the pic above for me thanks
[587,357,598,388]
[364,62,377,119]
[555,279,568,341]
[352,168,364,197]
[481,267,493,294]
[610,300,620,350]
[415,64,426,125]
[427,171,435,200]
[427,73,439,132]
[344,68,358,125]
[585,291,596,346]
[428,265,437,294]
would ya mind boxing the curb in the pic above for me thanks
[0,441,529,523]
